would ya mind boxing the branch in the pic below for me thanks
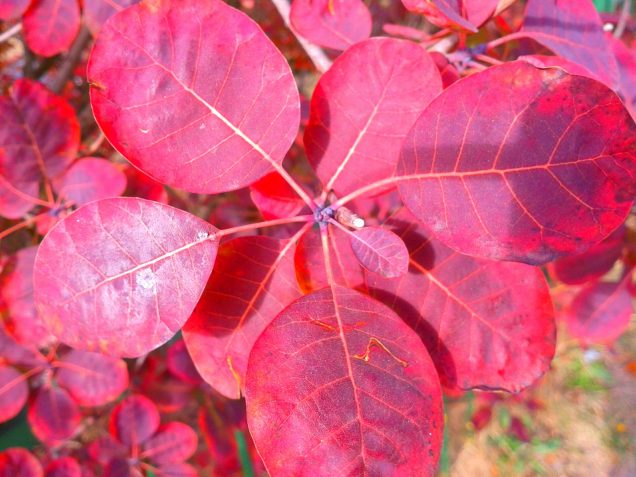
[51,25,92,94]
[0,23,21,44]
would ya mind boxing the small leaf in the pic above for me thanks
[155,463,198,477]
[166,340,203,385]
[55,350,129,406]
[141,422,198,465]
[83,0,139,36]
[44,457,81,477]
[349,226,408,278]
[0,0,31,19]
[398,61,636,265]
[401,0,478,32]
[22,0,80,57]
[33,197,219,357]
[0,448,43,477]
[28,387,81,445]
[55,158,127,206]
[249,172,305,220]
[245,285,443,476]
[88,0,300,194]
[290,0,371,51]
[109,394,160,447]
[0,365,29,423]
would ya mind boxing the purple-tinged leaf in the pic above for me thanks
[0,448,43,477]
[155,464,198,477]
[55,350,128,406]
[290,0,371,51]
[33,197,219,357]
[55,158,127,206]
[519,54,597,79]
[610,36,636,121]
[83,0,139,36]
[109,394,160,447]
[141,422,197,465]
[246,285,443,476]
[349,226,408,278]
[22,0,80,57]
[44,457,81,477]
[28,387,81,444]
[88,0,300,194]
[0,0,31,19]
[183,235,302,399]
[398,61,636,265]
[366,210,556,392]
[401,0,478,32]
[0,365,29,423]
[305,38,442,197]
[166,340,203,385]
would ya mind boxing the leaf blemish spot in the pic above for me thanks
[136,267,158,291]
[353,337,408,368]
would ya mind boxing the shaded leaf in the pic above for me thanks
[55,349,129,406]
[0,79,79,219]
[565,279,632,344]
[249,172,305,220]
[166,339,203,385]
[33,197,219,357]
[0,0,31,19]
[183,235,302,399]
[28,387,81,444]
[22,0,80,57]
[141,422,198,465]
[401,0,478,32]
[88,0,300,194]
[305,37,442,197]
[109,394,160,447]
[610,35,636,121]
[155,463,198,477]
[44,457,81,477]
[366,210,556,391]
[55,158,127,206]
[0,325,45,368]
[350,226,408,278]
[398,61,636,265]
[83,0,139,36]
[87,435,127,465]
[245,285,443,476]
[0,365,29,423]
[290,0,371,51]
[0,448,43,477]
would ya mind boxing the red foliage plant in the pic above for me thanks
[1,0,636,474]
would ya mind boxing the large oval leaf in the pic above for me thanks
[88,0,300,194]
[0,0,31,19]
[22,0,80,57]
[398,61,636,265]
[0,79,79,219]
[367,210,556,392]
[245,285,443,476]
[183,235,302,399]
[33,197,219,357]
[305,38,442,197]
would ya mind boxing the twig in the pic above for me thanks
[0,23,21,44]
[426,34,458,54]
[614,0,632,38]
[268,0,333,73]
[51,25,92,93]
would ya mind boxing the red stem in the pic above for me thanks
[218,214,314,238]
[0,211,52,242]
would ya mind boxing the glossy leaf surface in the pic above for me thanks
[290,0,371,51]
[367,211,556,391]
[305,38,442,196]
[141,422,197,464]
[246,285,443,476]
[565,280,632,344]
[55,158,127,206]
[110,394,160,447]
[0,448,43,477]
[350,226,408,278]
[88,0,300,193]
[398,61,636,265]
[0,365,29,422]
[84,0,139,35]
[518,0,618,88]
[22,0,80,57]
[55,350,129,406]
[33,197,219,357]
[183,235,302,399]
[28,387,81,444]
[0,79,79,219]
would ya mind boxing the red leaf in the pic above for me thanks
[55,158,127,206]
[398,61,636,265]
[430,52,460,88]
[88,0,300,194]
[166,339,203,385]
[1,246,54,348]
[366,210,556,392]
[0,79,79,219]
[513,0,619,88]
[44,457,81,477]
[33,197,219,357]
[305,38,442,197]
[124,166,168,203]
[22,0,80,57]
[0,0,30,19]
[55,349,128,406]
[548,225,624,285]
[401,0,478,32]
[0,364,29,423]
[564,279,632,345]
[155,463,198,477]
[0,448,43,477]
[519,54,597,79]
[610,36,636,121]
[294,226,363,293]
[349,226,409,278]
[0,325,45,368]
[87,436,127,465]
[109,394,160,447]
[245,285,443,476]
[289,0,371,51]
[83,0,139,36]
[141,422,197,465]
[183,235,303,398]
[249,173,305,220]
[103,458,134,477]
[28,387,81,444]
